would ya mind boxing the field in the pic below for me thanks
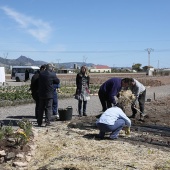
[2,74,170,170]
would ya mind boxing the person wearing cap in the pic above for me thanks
[30,65,46,119]
[127,78,146,120]
[96,105,131,140]
[37,63,60,126]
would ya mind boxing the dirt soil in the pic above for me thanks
[2,76,170,170]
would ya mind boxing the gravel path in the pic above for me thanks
[0,85,170,120]
[0,84,170,125]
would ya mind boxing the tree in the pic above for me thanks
[132,63,142,72]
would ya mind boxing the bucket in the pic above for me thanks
[58,106,73,121]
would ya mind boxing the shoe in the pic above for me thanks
[109,135,118,140]
[96,114,102,119]
[79,113,82,117]
[95,134,104,140]
[138,119,145,122]
[45,122,52,126]
[128,114,136,118]
[37,120,42,127]
[83,113,87,116]
[141,113,147,117]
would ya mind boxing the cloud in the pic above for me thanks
[1,6,52,43]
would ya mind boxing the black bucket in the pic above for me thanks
[58,106,73,121]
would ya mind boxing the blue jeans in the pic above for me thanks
[96,119,125,139]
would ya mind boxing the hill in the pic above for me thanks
[0,56,94,69]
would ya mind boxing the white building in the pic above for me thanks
[90,65,111,73]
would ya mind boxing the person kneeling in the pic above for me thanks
[96,105,131,140]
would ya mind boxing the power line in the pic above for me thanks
[0,50,146,53]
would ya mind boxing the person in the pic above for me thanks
[37,63,60,126]
[127,78,146,120]
[30,65,46,119]
[76,65,90,117]
[98,78,130,112]
[25,69,29,81]
[96,105,131,140]
[52,83,60,118]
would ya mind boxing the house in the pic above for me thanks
[90,65,111,73]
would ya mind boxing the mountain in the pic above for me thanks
[0,56,94,69]
[0,55,47,67]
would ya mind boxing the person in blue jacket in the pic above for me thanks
[53,83,60,118]
[98,78,129,112]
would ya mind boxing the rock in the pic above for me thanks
[0,157,5,163]
[16,153,24,158]
[5,152,16,161]
[13,161,28,167]
[0,150,6,156]
[25,155,32,162]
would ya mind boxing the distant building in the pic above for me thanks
[90,65,111,73]
[57,68,75,74]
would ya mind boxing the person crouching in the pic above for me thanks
[96,105,131,140]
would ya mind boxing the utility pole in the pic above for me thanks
[157,60,159,71]
[83,56,88,64]
[145,48,154,67]
[56,59,60,69]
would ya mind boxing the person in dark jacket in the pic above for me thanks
[37,64,60,126]
[98,78,129,112]
[30,65,46,119]
[76,65,90,117]
[53,83,60,118]
[25,69,29,81]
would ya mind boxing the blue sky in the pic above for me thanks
[0,0,170,68]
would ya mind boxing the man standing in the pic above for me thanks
[30,65,46,119]
[37,64,60,126]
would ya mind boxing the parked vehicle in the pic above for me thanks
[11,66,40,82]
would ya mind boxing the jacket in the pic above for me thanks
[39,70,60,99]
[99,78,122,104]
[96,106,131,127]
[76,72,90,94]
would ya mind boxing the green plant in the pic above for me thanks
[3,121,14,137]
[17,118,33,138]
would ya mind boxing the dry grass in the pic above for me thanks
[28,116,170,170]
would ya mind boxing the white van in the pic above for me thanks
[11,66,40,82]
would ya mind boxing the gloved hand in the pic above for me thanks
[132,104,136,108]
[124,127,130,135]
[132,99,137,108]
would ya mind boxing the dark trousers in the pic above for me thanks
[78,100,87,115]
[131,90,146,115]
[98,89,112,112]
[53,93,58,115]
[37,98,53,125]
[32,92,39,119]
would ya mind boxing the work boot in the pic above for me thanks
[83,113,87,116]
[79,112,82,117]
[128,114,136,118]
